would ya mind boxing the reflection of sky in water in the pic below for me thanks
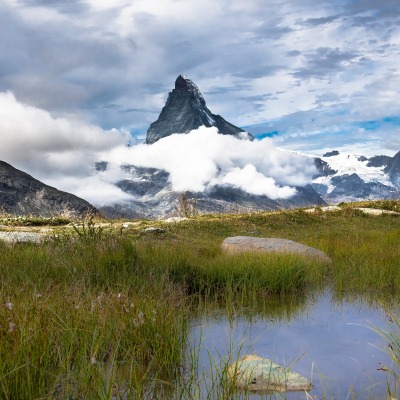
[189,292,394,399]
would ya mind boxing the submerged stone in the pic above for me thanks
[228,355,312,392]
[222,236,331,263]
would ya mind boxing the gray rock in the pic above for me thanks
[163,217,188,223]
[0,161,97,218]
[145,75,253,144]
[228,355,313,392]
[313,157,337,178]
[367,155,392,168]
[304,205,341,213]
[354,207,400,216]
[143,227,166,234]
[384,150,400,188]
[0,231,47,244]
[222,236,331,263]
[323,150,339,157]
[94,161,108,172]
[327,173,399,200]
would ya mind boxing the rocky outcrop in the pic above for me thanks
[384,150,400,187]
[311,151,400,203]
[326,173,398,200]
[228,355,313,392]
[145,75,253,144]
[221,236,331,263]
[313,158,337,178]
[328,173,371,198]
[0,161,97,218]
[367,155,392,168]
[323,150,339,157]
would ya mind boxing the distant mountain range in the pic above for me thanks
[97,75,400,218]
[99,76,326,218]
[1,75,399,219]
[311,150,400,203]
[0,161,97,218]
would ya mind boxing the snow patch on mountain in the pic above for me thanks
[313,152,393,194]
[309,151,399,202]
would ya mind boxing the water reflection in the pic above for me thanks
[189,291,395,399]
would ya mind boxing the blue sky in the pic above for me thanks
[1,0,400,157]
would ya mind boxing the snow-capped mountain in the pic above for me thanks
[311,150,400,203]
[97,75,326,218]
[94,75,400,219]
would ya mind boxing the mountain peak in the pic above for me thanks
[145,75,253,144]
[175,74,192,87]
[174,74,204,100]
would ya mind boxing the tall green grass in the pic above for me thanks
[373,313,400,399]
[1,204,400,398]
[0,237,186,399]
[135,241,326,299]
[0,232,327,399]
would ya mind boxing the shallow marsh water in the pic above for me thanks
[189,290,396,399]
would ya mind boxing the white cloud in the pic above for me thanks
[0,92,316,205]
[0,91,129,171]
[217,164,296,198]
[0,91,132,205]
[102,127,315,200]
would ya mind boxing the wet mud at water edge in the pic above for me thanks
[189,291,397,399]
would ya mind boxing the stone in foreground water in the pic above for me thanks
[228,355,313,392]
[222,236,331,263]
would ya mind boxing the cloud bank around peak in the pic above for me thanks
[102,127,316,200]
[0,92,316,206]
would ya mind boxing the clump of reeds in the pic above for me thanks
[374,313,400,399]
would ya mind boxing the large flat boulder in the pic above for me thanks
[0,231,47,244]
[222,236,331,263]
[228,355,312,392]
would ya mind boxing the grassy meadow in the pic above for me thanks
[0,200,400,398]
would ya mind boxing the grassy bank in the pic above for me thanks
[0,201,399,398]
[0,233,326,398]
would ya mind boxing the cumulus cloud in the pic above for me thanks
[0,92,316,205]
[101,127,315,200]
[3,0,399,146]
[0,91,133,205]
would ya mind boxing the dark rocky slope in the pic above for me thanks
[146,75,253,144]
[384,150,400,187]
[0,161,97,217]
